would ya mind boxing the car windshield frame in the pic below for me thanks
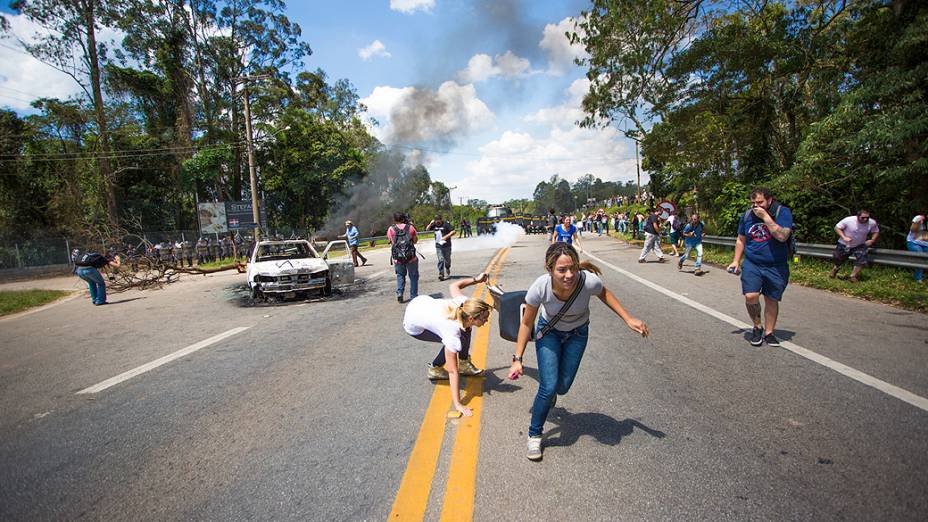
[255,242,316,262]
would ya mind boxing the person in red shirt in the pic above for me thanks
[387,212,419,303]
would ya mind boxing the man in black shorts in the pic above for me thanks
[830,209,879,282]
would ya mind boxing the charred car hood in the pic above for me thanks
[250,258,328,275]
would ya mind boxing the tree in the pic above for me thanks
[572,0,703,138]
[9,0,126,224]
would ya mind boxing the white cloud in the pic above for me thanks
[454,124,637,202]
[539,16,588,76]
[390,0,434,14]
[0,13,132,112]
[0,15,85,111]
[524,78,589,128]
[360,81,495,145]
[445,77,638,202]
[358,40,392,61]
[456,51,535,83]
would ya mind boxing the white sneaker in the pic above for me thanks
[527,436,543,460]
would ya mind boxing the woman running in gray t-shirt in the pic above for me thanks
[508,242,650,460]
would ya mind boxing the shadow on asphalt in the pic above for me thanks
[105,297,147,305]
[544,413,667,448]
[735,328,797,342]
[479,365,540,396]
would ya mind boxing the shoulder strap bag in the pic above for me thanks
[535,270,586,341]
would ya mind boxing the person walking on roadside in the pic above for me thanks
[426,215,456,280]
[404,273,491,416]
[546,209,558,241]
[726,187,794,347]
[908,212,928,282]
[552,215,582,250]
[638,208,666,263]
[339,219,368,267]
[507,242,650,460]
[388,212,419,303]
[74,251,121,306]
[678,213,706,275]
[667,211,684,257]
[830,209,879,282]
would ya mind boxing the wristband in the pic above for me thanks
[512,355,522,362]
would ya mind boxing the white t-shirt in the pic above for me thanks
[908,215,926,243]
[836,216,879,247]
[403,295,468,352]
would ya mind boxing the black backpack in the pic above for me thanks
[390,225,417,263]
[75,252,108,268]
[672,217,685,233]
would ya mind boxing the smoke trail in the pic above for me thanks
[421,221,525,252]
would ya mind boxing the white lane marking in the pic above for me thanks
[76,327,251,394]
[584,250,928,413]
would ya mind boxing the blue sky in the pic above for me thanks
[0,0,643,202]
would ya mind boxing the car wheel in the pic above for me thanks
[322,274,333,297]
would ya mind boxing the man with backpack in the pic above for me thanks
[388,212,419,303]
[727,187,794,347]
[74,251,121,305]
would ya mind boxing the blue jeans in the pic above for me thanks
[529,318,590,437]
[908,241,928,281]
[680,243,703,268]
[77,267,106,304]
[394,261,419,298]
[435,244,452,275]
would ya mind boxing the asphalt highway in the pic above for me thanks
[1,233,926,520]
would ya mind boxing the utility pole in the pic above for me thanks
[635,139,641,203]
[237,74,272,242]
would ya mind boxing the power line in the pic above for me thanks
[0,140,247,165]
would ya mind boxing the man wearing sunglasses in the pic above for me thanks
[831,209,879,282]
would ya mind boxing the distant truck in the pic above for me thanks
[475,206,546,235]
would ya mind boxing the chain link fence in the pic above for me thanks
[0,227,329,271]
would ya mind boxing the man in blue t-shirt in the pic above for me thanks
[727,187,794,348]
[339,220,368,267]
[678,213,706,275]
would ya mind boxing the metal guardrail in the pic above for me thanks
[702,235,928,270]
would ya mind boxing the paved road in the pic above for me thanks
[1,233,925,520]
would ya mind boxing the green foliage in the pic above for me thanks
[577,0,928,247]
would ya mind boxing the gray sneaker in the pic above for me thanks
[527,436,543,460]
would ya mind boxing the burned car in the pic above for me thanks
[246,240,355,300]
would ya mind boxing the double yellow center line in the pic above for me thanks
[388,247,510,521]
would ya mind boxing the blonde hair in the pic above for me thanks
[447,297,492,326]
[544,242,602,276]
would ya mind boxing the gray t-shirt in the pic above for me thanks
[525,271,604,331]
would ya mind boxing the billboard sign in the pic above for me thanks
[225,201,268,230]
[198,202,228,234]
[198,201,267,234]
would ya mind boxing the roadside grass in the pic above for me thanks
[601,231,925,313]
[698,245,927,313]
[0,289,72,316]
[190,258,246,270]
